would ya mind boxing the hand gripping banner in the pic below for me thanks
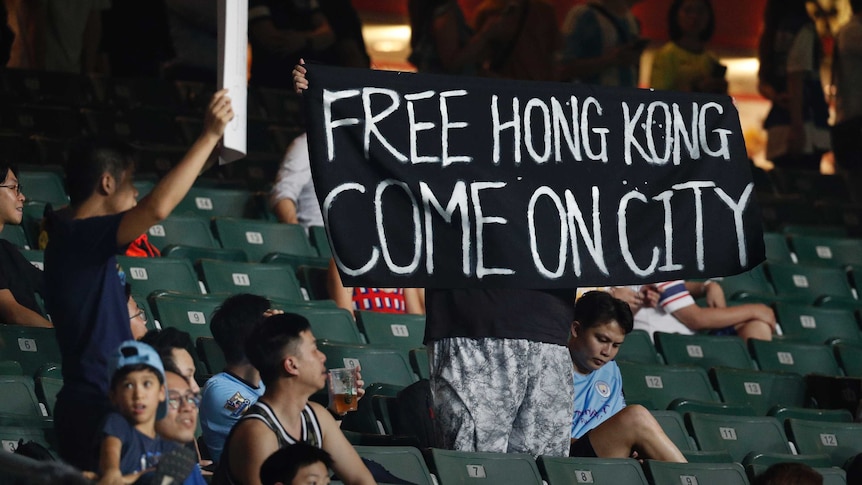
[302,65,764,289]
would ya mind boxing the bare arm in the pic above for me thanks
[0,290,52,327]
[672,302,776,332]
[228,420,280,485]
[311,401,376,485]
[405,288,425,315]
[683,281,726,308]
[327,258,355,317]
[116,90,232,246]
[272,198,299,224]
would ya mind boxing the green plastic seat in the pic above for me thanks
[196,337,226,376]
[355,311,425,352]
[117,256,202,298]
[0,325,61,378]
[709,367,806,416]
[144,214,218,251]
[35,376,63,417]
[174,187,252,219]
[786,418,862,467]
[318,341,416,388]
[748,339,843,376]
[197,260,305,301]
[339,383,403,435]
[161,245,248,263]
[790,235,862,268]
[409,348,430,380]
[213,217,316,262]
[774,303,862,344]
[309,225,332,259]
[0,376,50,424]
[429,448,544,485]
[644,460,749,485]
[0,224,30,249]
[616,329,663,364]
[654,332,756,370]
[763,232,794,264]
[19,249,43,272]
[18,170,68,207]
[538,456,649,485]
[0,426,52,454]
[685,413,792,463]
[713,264,776,302]
[650,410,696,452]
[769,407,853,423]
[0,360,22,376]
[353,446,434,485]
[747,464,846,485]
[833,342,862,377]
[767,262,856,305]
[618,361,719,410]
[149,292,226,342]
[288,307,363,344]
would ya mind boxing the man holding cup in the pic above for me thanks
[214,313,375,485]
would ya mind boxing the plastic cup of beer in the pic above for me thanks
[328,367,358,414]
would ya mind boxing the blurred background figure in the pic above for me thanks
[831,0,862,172]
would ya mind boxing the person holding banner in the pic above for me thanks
[292,61,575,458]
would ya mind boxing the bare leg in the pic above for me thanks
[587,405,687,462]
[735,320,773,342]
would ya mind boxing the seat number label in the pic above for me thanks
[390,324,409,337]
[232,273,250,286]
[188,311,206,324]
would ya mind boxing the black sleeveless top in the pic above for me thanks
[213,401,323,485]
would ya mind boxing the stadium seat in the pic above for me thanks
[18,170,68,207]
[261,252,330,271]
[685,413,792,463]
[295,265,329,300]
[144,215,218,251]
[7,105,83,138]
[766,262,856,305]
[537,456,649,485]
[618,361,720,410]
[668,400,756,417]
[833,342,862,377]
[117,256,202,298]
[196,260,305,301]
[790,235,862,268]
[762,232,794,263]
[317,341,416,388]
[35,376,62,417]
[0,224,30,249]
[162,245,248,264]
[615,329,663,364]
[82,109,184,146]
[174,187,253,219]
[713,264,776,302]
[309,225,332,259]
[748,464,847,485]
[148,292,226,342]
[786,418,862,467]
[409,348,430,380]
[213,217,317,262]
[196,337,226,376]
[709,367,805,415]
[0,361,22,376]
[353,446,434,485]
[748,339,843,376]
[650,410,697,452]
[428,449,544,485]
[22,200,47,249]
[758,195,823,232]
[0,376,49,424]
[774,303,862,344]
[287,307,363,344]
[95,76,184,112]
[0,325,61,378]
[0,426,52,454]
[355,311,426,352]
[339,383,402,435]
[644,460,749,485]
[769,407,853,424]
[654,332,756,370]
[769,168,853,204]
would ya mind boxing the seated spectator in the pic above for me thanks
[156,368,209,484]
[0,162,52,328]
[126,286,148,341]
[141,327,201,393]
[650,0,728,93]
[259,443,333,485]
[633,280,775,342]
[569,291,686,462]
[200,294,365,463]
[44,90,232,471]
[327,259,425,318]
[214,313,374,485]
[97,341,194,484]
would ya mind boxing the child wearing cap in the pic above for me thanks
[98,340,183,484]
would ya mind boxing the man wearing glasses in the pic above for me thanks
[156,368,208,484]
[0,162,52,328]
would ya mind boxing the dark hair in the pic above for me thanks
[668,0,715,42]
[110,363,163,390]
[753,462,823,485]
[210,294,272,365]
[259,443,333,485]
[140,328,195,372]
[758,0,818,85]
[0,162,18,185]
[245,313,311,387]
[573,291,634,334]
[65,137,135,207]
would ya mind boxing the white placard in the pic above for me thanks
[218,0,248,164]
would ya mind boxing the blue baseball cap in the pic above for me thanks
[108,340,168,420]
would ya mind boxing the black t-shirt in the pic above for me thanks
[44,209,132,397]
[0,238,45,316]
[424,289,575,346]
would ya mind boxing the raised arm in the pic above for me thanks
[116,90,233,246]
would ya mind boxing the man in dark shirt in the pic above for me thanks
[43,90,233,470]
[0,162,51,328]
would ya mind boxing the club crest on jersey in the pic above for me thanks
[595,381,611,398]
[224,391,252,417]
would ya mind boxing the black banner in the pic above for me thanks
[303,65,764,289]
